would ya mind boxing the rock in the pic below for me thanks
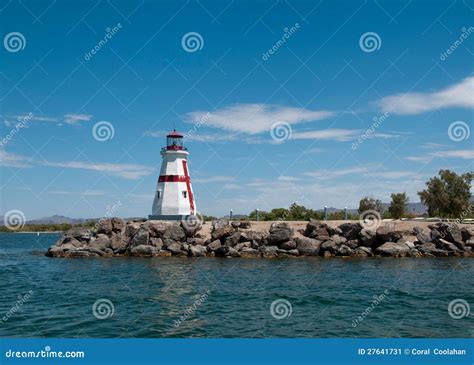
[110,234,128,253]
[335,245,353,256]
[416,231,431,245]
[111,217,125,232]
[320,240,338,254]
[461,227,474,242]
[211,224,235,241]
[64,227,92,241]
[279,240,297,250]
[413,226,424,235]
[162,223,186,242]
[240,248,260,258]
[146,221,169,237]
[339,222,362,240]
[227,247,240,257]
[240,230,265,245]
[65,249,100,258]
[214,246,230,257]
[130,245,157,256]
[375,242,410,257]
[234,241,251,251]
[165,241,182,255]
[354,246,372,257]
[187,237,206,246]
[90,234,111,250]
[295,237,321,256]
[212,220,228,231]
[267,222,293,245]
[150,237,163,250]
[97,219,113,234]
[465,239,474,247]
[331,235,347,245]
[189,245,208,257]
[130,228,149,247]
[430,223,463,247]
[60,236,83,247]
[359,229,376,247]
[436,238,461,253]
[155,250,172,257]
[207,239,222,252]
[376,226,402,242]
[125,222,141,238]
[181,220,202,237]
[225,232,242,247]
[231,221,241,228]
[345,239,359,249]
[239,221,251,229]
[261,246,279,258]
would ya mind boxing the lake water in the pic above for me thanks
[0,233,472,338]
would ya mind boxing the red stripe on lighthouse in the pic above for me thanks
[158,175,188,182]
[182,160,195,214]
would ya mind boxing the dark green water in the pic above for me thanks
[0,233,472,338]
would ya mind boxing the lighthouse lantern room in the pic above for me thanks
[149,130,197,220]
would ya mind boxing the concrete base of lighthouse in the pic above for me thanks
[148,214,192,221]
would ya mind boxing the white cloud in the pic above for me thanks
[64,113,92,124]
[305,166,371,179]
[40,161,154,179]
[0,150,32,168]
[431,149,474,160]
[48,190,105,196]
[185,103,334,134]
[277,176,301,182]
[193,175,236,183]
[378,76,474,114]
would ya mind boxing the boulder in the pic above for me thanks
[359,229,376,247]
[125,222,141,238]
[187,237,206,246]
[64,226,92,241]
[320,240,338,254]
[430,223,463,247]
[345,239,359,249]
[240,248,260,258]
[207,239,222,252]
[150,237,163,250]
[130,228,149,247]
[339,222,362,240]
[110,234,128,253]
[234,241,251,251]
[211,224,235,241]
[376,226,402,242]
[267,222,293,245]
[162,223,186,242]
[375,242,410,257]
[97,219,113,234]
[225,232,242,247]
[189,245,208,257]
[261,245,279,258]
[335,245,353,256]
[416,231,431,245]
[131,245,157,257]
[227,247,240,257]
[295,237,321,256]
[239,221,251,229]
[461,227,474,242]
[436,238,461,253]
[181,220,202,237]
[146,221,169,237]
[164,241,182,255]
[90,234,111,250]
[279,240,297,250]
[240,230,265,245]
[65,249,100,258]
[214,246,230,257]
[111,217,125,232]
[354,246,372,257]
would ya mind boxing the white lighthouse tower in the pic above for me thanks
[149,130,197,220]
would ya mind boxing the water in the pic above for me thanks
[0,233,472,338]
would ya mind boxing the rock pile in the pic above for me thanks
[46,218,474,258]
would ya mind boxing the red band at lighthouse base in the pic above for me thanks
[158,175,189,183]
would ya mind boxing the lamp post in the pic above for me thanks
[230,209,233,221]
[324,206,328,221]
[344,207,348,220]
[256,209,259,222]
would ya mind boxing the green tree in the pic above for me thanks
[388,192,409,219]
[358,196,384,214]
[418,169,473,218]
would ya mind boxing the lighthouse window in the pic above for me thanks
[182,191,187,198]
[157,191,161,199]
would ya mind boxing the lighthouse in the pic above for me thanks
[149,130,197,220]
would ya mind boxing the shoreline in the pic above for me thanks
[45,218,474,259]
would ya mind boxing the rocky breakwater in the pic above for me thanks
[46,218,474,258]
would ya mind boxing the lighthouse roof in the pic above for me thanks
[166,130,183,138]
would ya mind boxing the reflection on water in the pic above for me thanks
[0,233,472,338]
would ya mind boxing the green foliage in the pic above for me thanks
[358,196,385,214]
[388,192,409,219]
[418,169,473,218]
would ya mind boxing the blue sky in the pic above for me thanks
[1,0,473,219]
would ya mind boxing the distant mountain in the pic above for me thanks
[26,215,97,225]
